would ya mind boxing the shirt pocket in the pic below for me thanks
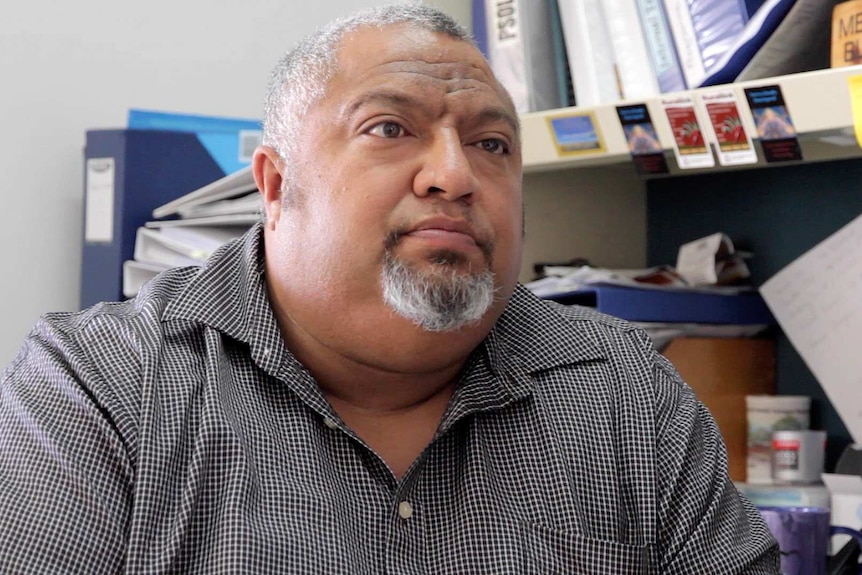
[520,522,655,575]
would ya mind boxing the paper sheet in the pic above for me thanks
[760,212,862,442]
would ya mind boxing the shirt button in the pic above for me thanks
[398,501,414,520]
[323,417,338,429]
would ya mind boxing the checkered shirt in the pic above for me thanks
[0,223,779,573]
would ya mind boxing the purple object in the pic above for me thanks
[758,506,862,575]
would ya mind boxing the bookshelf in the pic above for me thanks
[518,65,862,471]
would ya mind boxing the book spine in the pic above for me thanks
[662,0,706,88]
[485,0,530,113]
[485,0,565,112]
[635,0,686,93]
[603,0,661,100]
[548,0,576,107]
[557,0,622,107]
[472,0,489,59]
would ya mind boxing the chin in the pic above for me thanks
[381,250,498,334]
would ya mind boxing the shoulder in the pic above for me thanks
[5,265,203,394]
[501,286,674,373]
[499,287,687,415]
[44,266,201,351]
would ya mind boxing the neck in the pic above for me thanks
[280,315,472,479]
[282,309,473,412]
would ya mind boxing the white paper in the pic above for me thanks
[676,232,726,285]
[84,157,115,243]
[760,213,862,442]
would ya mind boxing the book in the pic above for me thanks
[481,0,566,113]
[636,0,687,93]
[663,0,708,88]
[548,0,577,107]
[557,0,622,106]
[472,0,489,59]
[604,0,662,100]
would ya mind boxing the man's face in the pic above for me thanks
[263,24,523,334]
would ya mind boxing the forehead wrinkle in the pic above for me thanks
[372,58,491,82]
[341,91,424,120]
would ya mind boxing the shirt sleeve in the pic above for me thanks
[0,320,133,573]
[651,350,781,574]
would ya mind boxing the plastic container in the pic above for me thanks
[746,395,810,484]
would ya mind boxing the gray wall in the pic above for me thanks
[0,0,469,367]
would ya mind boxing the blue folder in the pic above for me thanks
[549,284,775,324]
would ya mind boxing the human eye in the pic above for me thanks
[366,121,407,138]
[475,138,510,155]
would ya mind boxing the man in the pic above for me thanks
[0,4,778,573]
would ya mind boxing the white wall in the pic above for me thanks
[0,0,469,367]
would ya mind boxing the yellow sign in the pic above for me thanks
[848,75,862,147]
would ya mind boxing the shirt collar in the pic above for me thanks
[486,284,607,376]
[161,222,289,370]
[162,224,606,402]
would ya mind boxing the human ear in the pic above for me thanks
[253,145,284,229]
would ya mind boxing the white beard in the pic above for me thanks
[381,251,496,332]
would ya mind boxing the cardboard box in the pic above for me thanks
[663,337,776,482]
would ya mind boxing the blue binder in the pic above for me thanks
[80,129,227,309]
[549,284,775,324]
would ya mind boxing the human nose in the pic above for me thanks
[413,130,478,202]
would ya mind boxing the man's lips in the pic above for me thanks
[403,218,481,250]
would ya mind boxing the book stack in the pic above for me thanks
[474,0,819,108]
[122,167,260,298]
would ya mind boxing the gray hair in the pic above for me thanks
[262,3,476,163]
[381,250,497,332]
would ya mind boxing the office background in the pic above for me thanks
[0,0,470,368]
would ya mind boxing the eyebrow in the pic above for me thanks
[342,91,420,120]
[342,91,520,138]
[469,107,520,140]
